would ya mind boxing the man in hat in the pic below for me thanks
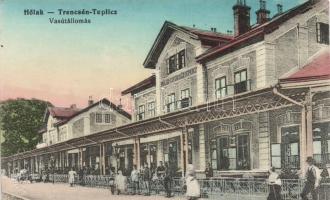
[301,157,319,200]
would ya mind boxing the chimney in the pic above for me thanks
[233,0,251,36]
[70,104,77,109]
[276,4,283,15]
[256,0,270,25]
[88,96,94,106]
[118,98,123,109]
[210,27,217,32]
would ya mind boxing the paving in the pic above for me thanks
[1,177,185,200]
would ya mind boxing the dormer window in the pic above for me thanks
[179,88,191,108]
[234,69,248,94]
[215,76,227,99]
[168,50,186,74]
[166,93,176,112]
[137,105,145,121]
[178,50,185,69]
[96,113,102,123]
[105,114,111,123]
[317,22,329,45]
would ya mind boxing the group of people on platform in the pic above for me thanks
[109,161,178,198]
[266,156,329,200]
[9,156,330,200]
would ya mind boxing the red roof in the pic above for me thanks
[196,0,323,63]
[48,107,80,119]
[122,75,156,95]
[280,49,330,83]
[53,98,131,126]
[181,26,234,41]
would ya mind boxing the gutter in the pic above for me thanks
[272,87,304,107]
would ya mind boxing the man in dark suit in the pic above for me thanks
[301,157,318,200]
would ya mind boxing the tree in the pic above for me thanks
[0,98,51,157]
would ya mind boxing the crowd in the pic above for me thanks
[65,161,200,199]
[10,156,330,200]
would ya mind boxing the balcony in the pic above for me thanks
[217,80,252,99]
[136,113,145,121]
[177,97,192,109]
[164,97,192,113]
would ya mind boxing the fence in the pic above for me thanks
[9,174,330,200]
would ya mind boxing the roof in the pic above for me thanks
[280,48,330,83]
[53,98,131,126]
[143,21,233,69]
[48,107,80,119]
[196,0,323,63]
[122,75,156,95]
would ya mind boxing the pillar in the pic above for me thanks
[306,94,313,157]
[199,124,206,171]
[133,137,140,169]
[300,106,307,176]
[180,131,185,177]
[102,143,106,175]
[185,129,189,170]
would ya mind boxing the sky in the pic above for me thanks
[0,0,306,112]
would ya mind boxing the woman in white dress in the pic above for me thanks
[68,168,77,187]
[186,164,200,200]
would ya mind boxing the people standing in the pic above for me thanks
[157,161,166,178]
[186,164,200,200]
[164,162,172,198]
[267,167,281,200]
[143,164,151,195]
[300,157,319,200]
[109,167,116,195]
[205,162,213,179]
[115,170,127,195]
[131,165,139,195]
[68,168,77,187]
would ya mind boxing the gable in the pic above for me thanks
[144,21,233,69]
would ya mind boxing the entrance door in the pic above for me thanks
[168,141,178,172]
[281,126,300,169]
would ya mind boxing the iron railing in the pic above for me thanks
[8,174,330,200]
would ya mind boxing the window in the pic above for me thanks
[180,89,190,108]
[237,134,249,170]
[217,137,230,170]
[104,114,111,123]
[96,113,102,123]
[178,50,185,69]
[271,144,281,169]
[317,22,329,45]
[234,69,248,94]
[167,93,175,112]
[167,50,186,74]
[313,123,330,167]
[148,101,156,117]
[211,140,217,169]
[213,134,250,170]
[137,105,145,121]
[215,76,227,99]
[168,55,177,74]
[281,126,300,169]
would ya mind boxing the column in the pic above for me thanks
[79,148,83,169]
[180,131,185,177]
[99,143,103,175]
[199,124,206,171]
[102,143,106,175]
[306,93,313,157]
[185,130,189,170]
[300,107,307,176]
[133,137,141,169]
